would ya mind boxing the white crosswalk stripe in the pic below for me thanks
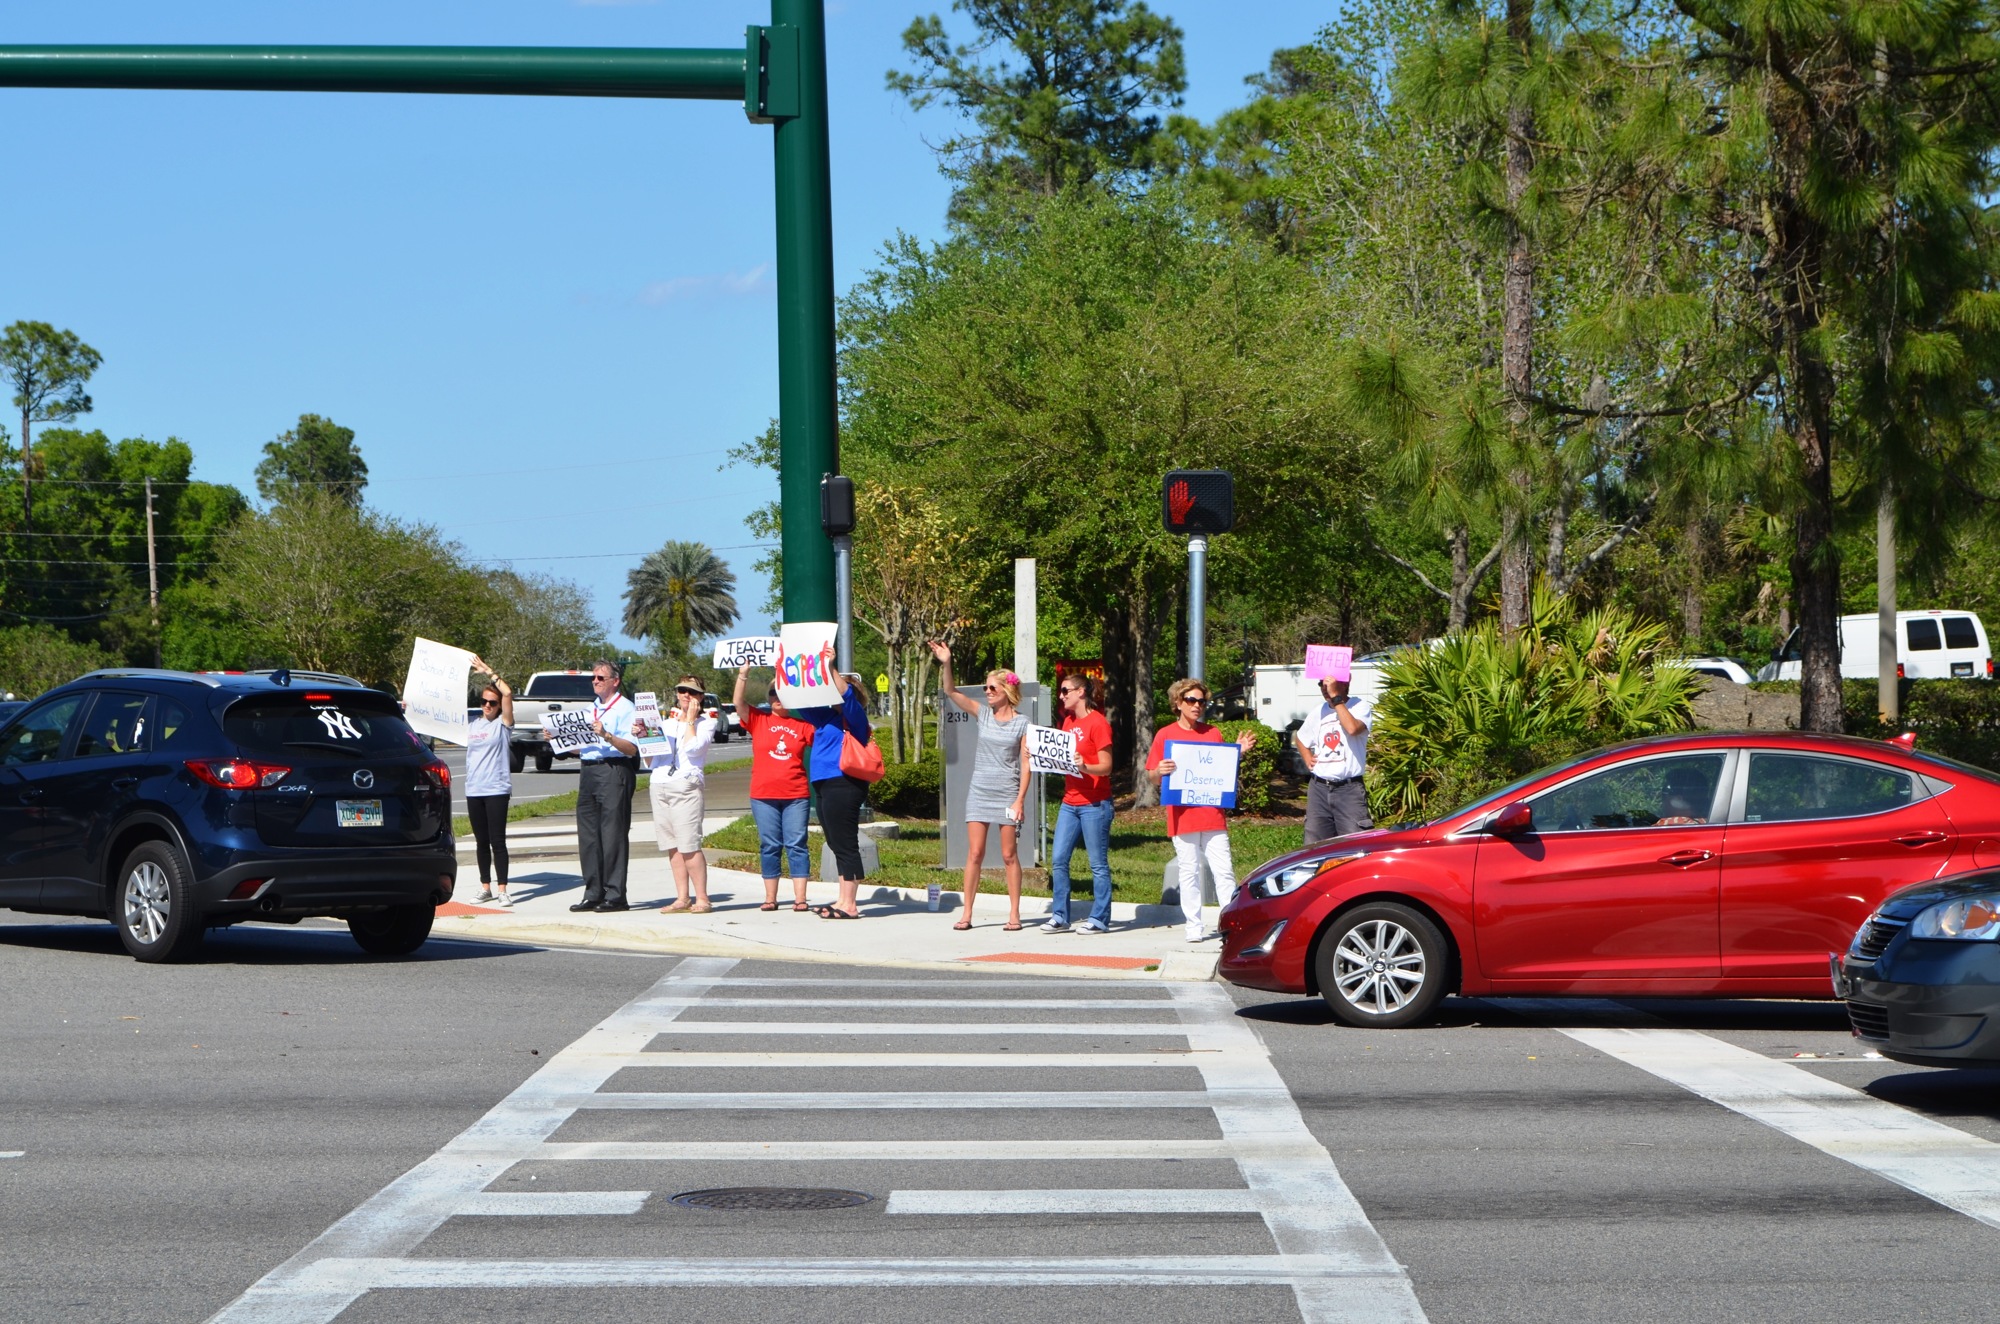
[204,957,1427,1324]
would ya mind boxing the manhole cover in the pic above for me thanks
[669,1186,875,1211]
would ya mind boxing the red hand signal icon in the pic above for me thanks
[1168,480,1195,526]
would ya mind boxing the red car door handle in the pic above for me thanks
[1659,849,1713,867]
[1895,832,1948,847]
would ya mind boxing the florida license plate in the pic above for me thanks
[336,799,384,828]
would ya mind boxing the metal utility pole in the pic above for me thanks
[0,7,843,626]
[144,475,160,664]
[1186,536,1208,682]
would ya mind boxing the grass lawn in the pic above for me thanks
[703,807,1307,903]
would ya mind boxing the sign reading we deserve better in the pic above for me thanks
[774,621,841,709]
[1026,724,1083,777]
[713,636,781,669]
[1163,740,1241,808]
[541,708,596,756]
[402,637,475,745]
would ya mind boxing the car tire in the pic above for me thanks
[347,904,435,957]
[1315,902,1450,1029]
[533,751,553,773]
[114,841,206,963]
[509,746,526,774]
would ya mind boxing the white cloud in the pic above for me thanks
[636,264,774,305]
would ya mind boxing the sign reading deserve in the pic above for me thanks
[775,621,841,709]
[713,636,781,669]
[1163,740,1240,808]
[541,708,596,756]
[401,636,475,745]
[1026,724,1083,777]
[631,692,677,771]
[1305,644,1353,682]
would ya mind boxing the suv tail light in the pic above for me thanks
[424,760,451,790]
[185,759,292,789]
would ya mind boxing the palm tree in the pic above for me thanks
[623,540,739,648]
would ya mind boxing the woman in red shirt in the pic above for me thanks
[1146,676,1259,943]
[733,664,817,912]
[1044,674,1116,933]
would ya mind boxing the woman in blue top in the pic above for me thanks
[793,651,872,919]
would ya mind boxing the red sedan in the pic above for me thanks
[1219,732,2000,1026]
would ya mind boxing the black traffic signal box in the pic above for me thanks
[1162,469,1234,534]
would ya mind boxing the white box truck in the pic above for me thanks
[1756,610,1993,682]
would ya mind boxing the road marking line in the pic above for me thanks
[536,1138,1276,1162]
[671,977,1137,987]
[886,1188,1261,1215]
[203,956,740,1324]
[576,1090,1217,1110]
[1564,1025,2000,1231]
[456,1191,650,1216]
[0,1151,22,1159]
[613,1051,1208,1068]
[646,997,1176,1009]
[637,1020,1188,1036]
[286,1255,1410,1289]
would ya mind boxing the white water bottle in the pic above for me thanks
[927,882,942,911]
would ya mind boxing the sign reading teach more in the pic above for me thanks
[1026,724,1083,777]
[775,621,840,709]
[541,708,595,756]
[713,636,782,669]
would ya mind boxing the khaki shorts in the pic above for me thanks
[650,776,706,854]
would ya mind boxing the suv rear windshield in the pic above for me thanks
[224,693,419,758]
[523,674,597,699]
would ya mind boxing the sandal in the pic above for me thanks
[760,901,780,912]
[952,919,972,931]
[660,898,692,914]
[690,902,713,914]
[792,901,811,912]
[1003,921,1022,932]
[815,905,859,920]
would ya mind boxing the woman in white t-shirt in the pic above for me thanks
[645,675,718,914]
[463,658,514,905]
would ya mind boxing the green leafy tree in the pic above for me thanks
[255,414,368,508]
[0,320,101,529]
[888,0,1187,218]
[0,623,115,698]
[622,540,739,652]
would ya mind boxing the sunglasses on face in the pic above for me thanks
[593,674,615,683]
[675,686,702,697]
[480,697,501,706]
[983,684,1001,692]
[1181,695,1208,706]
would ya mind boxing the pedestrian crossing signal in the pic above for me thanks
[1162,469,1234,534]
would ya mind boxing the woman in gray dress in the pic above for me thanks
[929,640,1032,931]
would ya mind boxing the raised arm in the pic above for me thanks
[928,640,981,715]
[472,655,513,726]
[732,664,751,715]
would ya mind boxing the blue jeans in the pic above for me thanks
[750,797,810,880]
[1050,798,1114,925]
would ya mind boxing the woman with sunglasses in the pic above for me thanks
[463,657,514,905]
[646,675,718,914]
[1147,677,1260,942]
[929,640,1032,932]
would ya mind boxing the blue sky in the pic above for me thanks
[1,0,1339,647]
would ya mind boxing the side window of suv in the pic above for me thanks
[155,699,196,749]
[0,695,86,766]
[73,692,152,758]
[1744,753,1917,822]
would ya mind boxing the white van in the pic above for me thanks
[1756,610,1993,682]
[1251,653,1398,733]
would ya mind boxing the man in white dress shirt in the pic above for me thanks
[1297,674,1374,842]
[571,659,639,912]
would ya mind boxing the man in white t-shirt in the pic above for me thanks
[1297,674,1374,842]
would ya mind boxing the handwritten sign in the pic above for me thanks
[713,636,781,669]
[1026,724,1083,776]
[1305,644,1353,683]
[631,692,678,772]
[541,708,595,756]
[775,621,840,709]
[1162,740,1240,808]
[401,637,475,745]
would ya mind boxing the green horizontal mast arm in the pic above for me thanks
[0,45,745,100]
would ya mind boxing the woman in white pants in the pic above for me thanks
[646,676,717,913]
[1146,677,1259,942]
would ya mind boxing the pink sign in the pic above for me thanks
[1305,644,1352,682]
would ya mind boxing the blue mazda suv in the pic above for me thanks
[0,669,457,961]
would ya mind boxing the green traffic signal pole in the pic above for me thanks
[0,0,840,626]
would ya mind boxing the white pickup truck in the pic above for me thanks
[508,670,601,773]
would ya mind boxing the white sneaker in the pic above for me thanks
[1041,918,1071,933]
[475,889,495,903]
[1185,923,1206,943]
[1073,917,1109,934]
[494,892,513,907]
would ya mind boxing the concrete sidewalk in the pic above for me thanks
[432,849,1223,982]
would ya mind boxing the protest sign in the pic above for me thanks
[1026,723,1083,777]
[401,637,475,745]
[1162,740,1240,808]
[541,708,595,756]
[1305,644,1353,682]
[631,692,678,772]
[713,636,781,669]
[775,621,841,709]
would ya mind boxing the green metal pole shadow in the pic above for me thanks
[0,0,838,626]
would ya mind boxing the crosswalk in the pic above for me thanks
[204,957,1427,1323]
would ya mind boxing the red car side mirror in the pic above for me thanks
[1490,801,1534,836]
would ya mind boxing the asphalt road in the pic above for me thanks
[5,916,2000,1323]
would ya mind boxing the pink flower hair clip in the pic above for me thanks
[1003,671,1020,686]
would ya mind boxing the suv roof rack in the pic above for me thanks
[241,668,366,687]
[77,668,225,687]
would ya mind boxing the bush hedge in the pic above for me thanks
[1213,719,1282,815]
[1751,679,2000,771]
[870,752,942,818]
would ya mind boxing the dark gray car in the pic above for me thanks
[1836,869,2000,1065]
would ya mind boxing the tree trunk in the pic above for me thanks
[1787,322,1844,733]
[1101,600,1133,782]
[19,408,30,535]
[1498,0,1537,634]
[1448,527,1471,632]
[886,639,905,761]
[1129,601,1161,808]
[1681,514,1706,644]
[1877,476,1897,723]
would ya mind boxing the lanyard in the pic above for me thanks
[594,696,620,730]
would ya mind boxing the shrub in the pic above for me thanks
[1369,590,1700,822]
[870,751,941,818]
[0,625,115,698]
[1214,719,1282,815]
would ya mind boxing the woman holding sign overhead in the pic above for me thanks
[1148,677,1260,943]
[929,641,1032,932]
